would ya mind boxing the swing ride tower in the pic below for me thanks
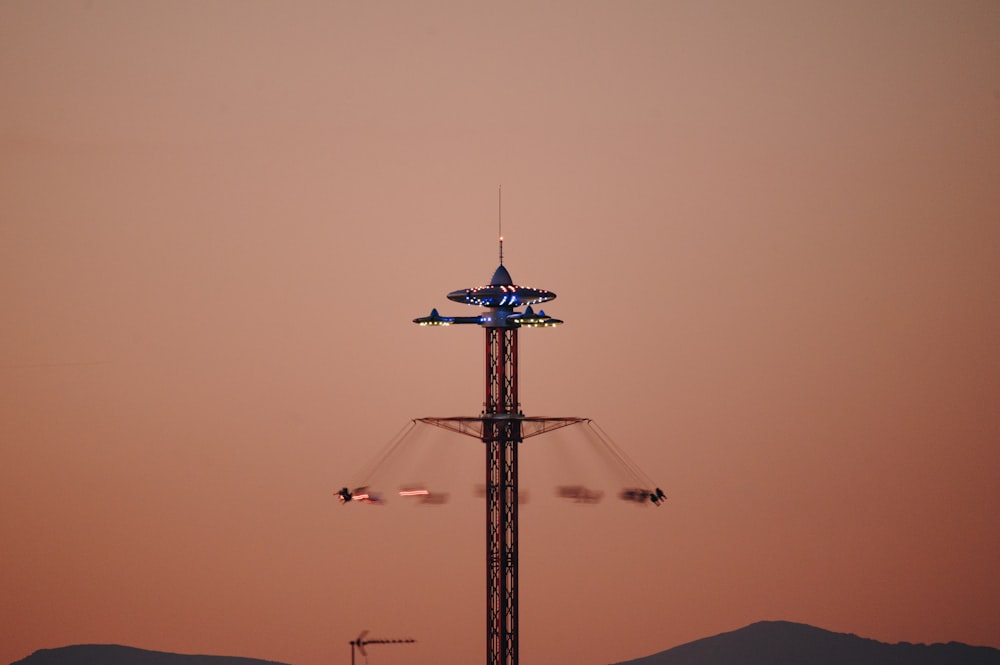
[412,254,565,665]
[339,231,665,665]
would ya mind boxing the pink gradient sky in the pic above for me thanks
[2,2,998,665]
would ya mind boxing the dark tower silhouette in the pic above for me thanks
[347,233,666,664]
[413,258,569,665]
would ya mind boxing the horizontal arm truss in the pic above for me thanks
[415,416,589,440]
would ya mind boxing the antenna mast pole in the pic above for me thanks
[498,185,504,266]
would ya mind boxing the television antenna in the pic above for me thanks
[348,630,415,665]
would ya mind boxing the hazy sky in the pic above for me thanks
[2,2,998,665]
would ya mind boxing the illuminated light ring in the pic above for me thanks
[446,285,556,308]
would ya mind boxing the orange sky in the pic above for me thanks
[2,2,998,665]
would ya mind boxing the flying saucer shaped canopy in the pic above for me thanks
[446,264,556,308]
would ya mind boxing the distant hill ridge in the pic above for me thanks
[614,620,1000,665]
[11,621,1000,665]
[10,645,290,665]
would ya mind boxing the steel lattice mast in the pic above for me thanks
[413,258,564,665]
[484,325,519,665]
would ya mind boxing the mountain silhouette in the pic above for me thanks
[10,645,290,665]
[613,620,1000,665]
[11,622,1000,665]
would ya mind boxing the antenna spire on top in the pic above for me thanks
[498,185,504,265]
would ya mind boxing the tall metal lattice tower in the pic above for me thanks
[412,253,573,665]
[337,234,664,663]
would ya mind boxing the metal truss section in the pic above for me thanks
[485,327,518,415]
[485,326,518,665]
[485,415,519,665]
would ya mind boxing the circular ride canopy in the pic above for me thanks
[446,264,556,308]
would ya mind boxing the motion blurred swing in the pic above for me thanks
[336,417,666,508]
